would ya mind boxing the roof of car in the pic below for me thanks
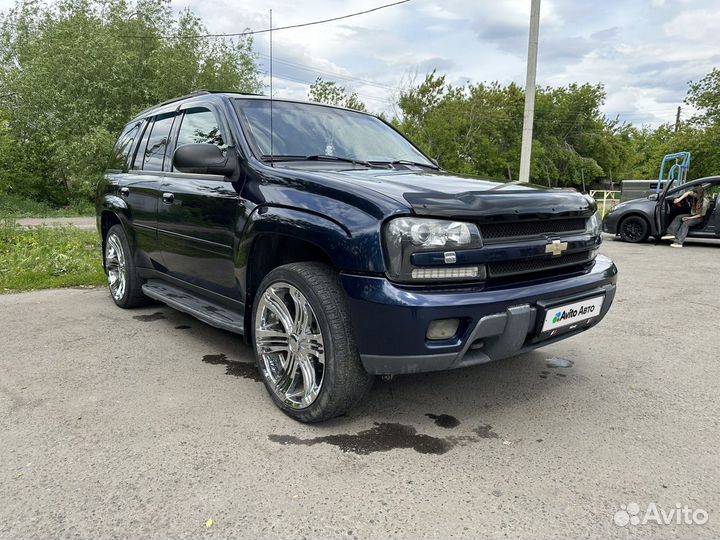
[131,90,374,122]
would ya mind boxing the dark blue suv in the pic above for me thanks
[97,91,617,422]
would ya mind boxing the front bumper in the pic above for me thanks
[602,212,619,234]
[341,255,617,374]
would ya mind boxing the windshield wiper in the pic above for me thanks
[370,159,440,170]
[262,154,383,169]
[305,155,383,168]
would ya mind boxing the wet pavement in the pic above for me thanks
[0,237,718,539]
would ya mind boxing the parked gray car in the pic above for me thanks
[603,177,720,242]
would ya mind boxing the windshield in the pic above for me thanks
[233,99,434,166]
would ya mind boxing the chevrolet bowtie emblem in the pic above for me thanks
[545,239,568,256]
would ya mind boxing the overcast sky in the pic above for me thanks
[5,0,719,126]
[173,0,720,126]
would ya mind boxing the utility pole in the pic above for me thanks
[674,106,681,133]
[519,0,541,183]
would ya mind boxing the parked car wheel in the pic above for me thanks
[104,224,148,308]
[252,262,373,423]
[618,215,649,243]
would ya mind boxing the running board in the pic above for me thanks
[141,279,244,335]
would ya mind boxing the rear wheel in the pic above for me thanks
[618,215,649,243]
[252,262,373,423]
[104,224,148,308]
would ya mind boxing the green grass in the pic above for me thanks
[0,194,94,218]
[0,221,106,293]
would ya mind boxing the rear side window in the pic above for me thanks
[176,108,225,150]
[110,122,140,171]
[141,113,176,171]
[131,120,152,170]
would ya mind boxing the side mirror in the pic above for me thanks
[648,193,658,201]
[173,144,238,178]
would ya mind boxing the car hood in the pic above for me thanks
[311,168,596,221]
[616,196,656,208]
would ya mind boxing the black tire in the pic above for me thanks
[618,215,650,243]
[251,262,373,423]
[104,224,148,308]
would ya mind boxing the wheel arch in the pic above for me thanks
[99,211,128,268]
[239,206,358,339]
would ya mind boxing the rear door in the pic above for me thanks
[156,103,241,299]
[124,113,177,268]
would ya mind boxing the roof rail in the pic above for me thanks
[134,90,211,118]
[133,90,269,119]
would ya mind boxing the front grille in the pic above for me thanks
[488,251,592,278]
[479,218,586,243]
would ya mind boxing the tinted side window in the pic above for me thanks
[132,120,152,170]
[143,113,176,171]
[176,108,225,152]
[110,123,140,171]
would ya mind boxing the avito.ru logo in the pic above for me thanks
[552,304,595,324]
[614,502,708,527]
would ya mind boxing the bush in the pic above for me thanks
[0,194,94,218]
[0,221,105,292]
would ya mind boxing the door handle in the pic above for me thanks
[162,192,175,204]
[119,187,130,197]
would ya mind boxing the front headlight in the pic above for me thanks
[384,217,483,282]
[586,211,601,237]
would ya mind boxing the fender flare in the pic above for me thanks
[238,205,354,273]
[98,195,134,247]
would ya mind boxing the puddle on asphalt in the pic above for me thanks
[546,357,574,368]
[425,413,460,429]
[202,353,262,381]
[269,421,500,455]
[473,424,499,439]
[132,312,166,322]
[175,325,192,330]
[270,423,453,455]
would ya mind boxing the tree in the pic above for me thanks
[0,0,261,205]
[394,73,619,187]
[308,78,366,112]
[686,68,720,126]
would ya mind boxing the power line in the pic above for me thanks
[258,70,391,104]
[122,0,411,40]
[256,53,400,91]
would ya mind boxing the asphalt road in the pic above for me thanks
[1,237,718,539]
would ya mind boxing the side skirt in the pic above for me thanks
[141,278,245,335]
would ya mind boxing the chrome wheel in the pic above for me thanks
[255,282,326,409]
[105,233,127,301]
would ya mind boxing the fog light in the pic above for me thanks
[411,266,480,280]
[427,319,460,340]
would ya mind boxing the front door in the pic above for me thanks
[156,105,241,300]
[655,178,677,234]
[704,193,720,236]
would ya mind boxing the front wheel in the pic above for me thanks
[252,262,373,423]
[618,215,650,243]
